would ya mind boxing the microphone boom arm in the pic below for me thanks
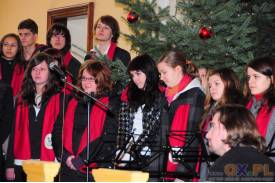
[65,80,111,111]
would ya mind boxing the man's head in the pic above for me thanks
[206,104,265,156]
[94,15,120,43]
[18,19,38,47]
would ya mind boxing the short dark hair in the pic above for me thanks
[46,23,71,54]
[18,19,38,34]
[94,15,120,43]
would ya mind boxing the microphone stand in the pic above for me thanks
[64,79,110,110]
[61,76,112,182]
[86,96,91,182]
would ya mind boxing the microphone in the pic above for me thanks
[49,61,66,82]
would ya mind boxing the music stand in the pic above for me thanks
[90,131,168,181]
[166,130,210,179]
[80,130,164,182]
[266,131,275,161]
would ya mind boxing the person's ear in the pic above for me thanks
[175,65,182,74]
[34,33,38,41]
[220,125,228,141]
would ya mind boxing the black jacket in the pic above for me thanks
[208,146,275,181]
[0,80,14,145]
[0,81,14,179]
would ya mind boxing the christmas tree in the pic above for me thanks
[116,0,275,76]
[247,0,275,57]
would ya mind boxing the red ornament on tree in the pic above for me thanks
[127,11,139,23]
[199,27,213,39]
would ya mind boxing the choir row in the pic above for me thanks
[0,16,274,182]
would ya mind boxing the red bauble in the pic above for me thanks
[199,27,213,39]
[127,11,139,23]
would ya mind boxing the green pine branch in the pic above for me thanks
[116,0,275,78]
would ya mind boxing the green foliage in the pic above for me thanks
[116,0,275,78]
[116,0,171,57]
[248,0,275,57]
[92,48,129,92]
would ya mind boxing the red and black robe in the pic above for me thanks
[13,93,61,161]
[165,77,205,180]
[62,96,118,175]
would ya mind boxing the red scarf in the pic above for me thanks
[13,93,60,160]
[63,51,73,69]
[60,51,74,93]
[246,98,272,137]
[62,74,73,94]
[107,42,117,61]
[11,64,25,97]
[63,97,109,156]
[120,86,129,102]
[165,75,192,104]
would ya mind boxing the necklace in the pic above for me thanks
[35,94,42,108]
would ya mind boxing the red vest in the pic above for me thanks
[13,93,60,160]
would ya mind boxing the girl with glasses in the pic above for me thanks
[59,60,119,181]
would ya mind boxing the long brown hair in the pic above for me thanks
[20,52,60,104]
[215,104,266,153]
[200,68,244,130]
[204,68,244,112]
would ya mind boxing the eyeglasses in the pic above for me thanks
[32,67,47,73]
[3,42,18,48]
[80,77,96,82]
